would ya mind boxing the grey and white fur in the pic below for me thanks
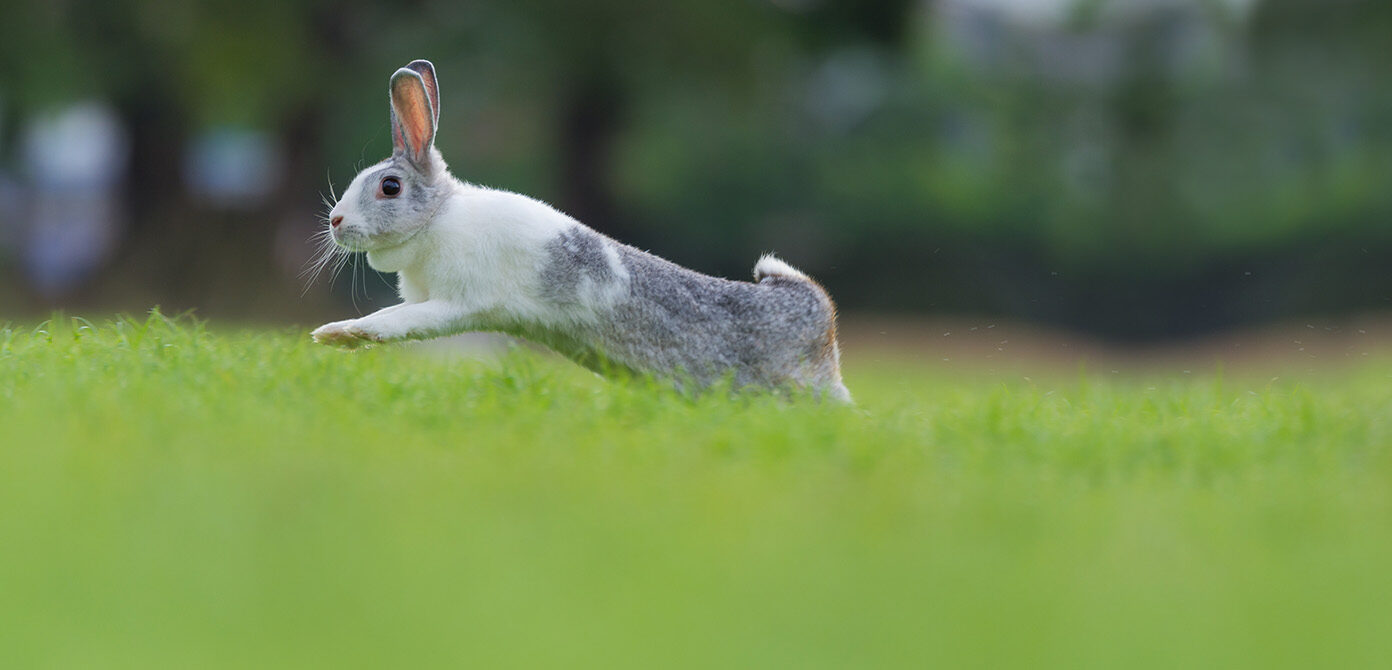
[312,60,850,403]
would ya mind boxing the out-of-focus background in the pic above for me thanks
[0,0,1388,341]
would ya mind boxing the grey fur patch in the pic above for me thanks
[539,227,617,305]
[528,226,849,401]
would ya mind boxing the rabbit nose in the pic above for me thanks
[330,216,344,228]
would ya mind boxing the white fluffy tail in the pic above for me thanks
[753,254,810,282]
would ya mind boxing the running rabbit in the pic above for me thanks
[312,60,850,402]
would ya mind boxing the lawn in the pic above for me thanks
[2,312,1390,668]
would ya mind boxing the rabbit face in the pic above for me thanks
[328,59,444,253]
[329,154,444,252]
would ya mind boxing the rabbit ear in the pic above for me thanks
[389,67,436,169]
[404,59,440,127]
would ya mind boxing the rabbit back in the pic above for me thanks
[517,225,849,401]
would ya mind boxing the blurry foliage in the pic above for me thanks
[1,0,1390,338]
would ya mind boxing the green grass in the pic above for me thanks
[2,312,1390,668]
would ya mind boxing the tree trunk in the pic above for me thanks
[556,75,629,240]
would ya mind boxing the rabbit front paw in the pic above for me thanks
[312,320,386,349]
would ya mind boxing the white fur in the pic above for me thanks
[753,254,809,281]
[313,180,598,346]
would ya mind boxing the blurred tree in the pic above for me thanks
[464,0,781,239]
[465,0,920,241]
[1,0,353,311]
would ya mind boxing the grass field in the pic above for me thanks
[2,311,1390,668]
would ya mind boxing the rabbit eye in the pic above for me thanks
[380,177,402,197]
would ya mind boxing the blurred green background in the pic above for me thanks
[0,0,1389,339]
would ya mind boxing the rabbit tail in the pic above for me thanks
[751,254,851,403]
[753,254,811,283]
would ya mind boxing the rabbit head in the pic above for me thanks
[329,60,450,253]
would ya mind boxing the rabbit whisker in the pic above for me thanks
[299,224,353,295]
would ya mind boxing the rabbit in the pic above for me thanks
[311,59,851,403]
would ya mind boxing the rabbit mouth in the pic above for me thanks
[330,230,383,253]
[332,228,410,254]
[330,230,370,252]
